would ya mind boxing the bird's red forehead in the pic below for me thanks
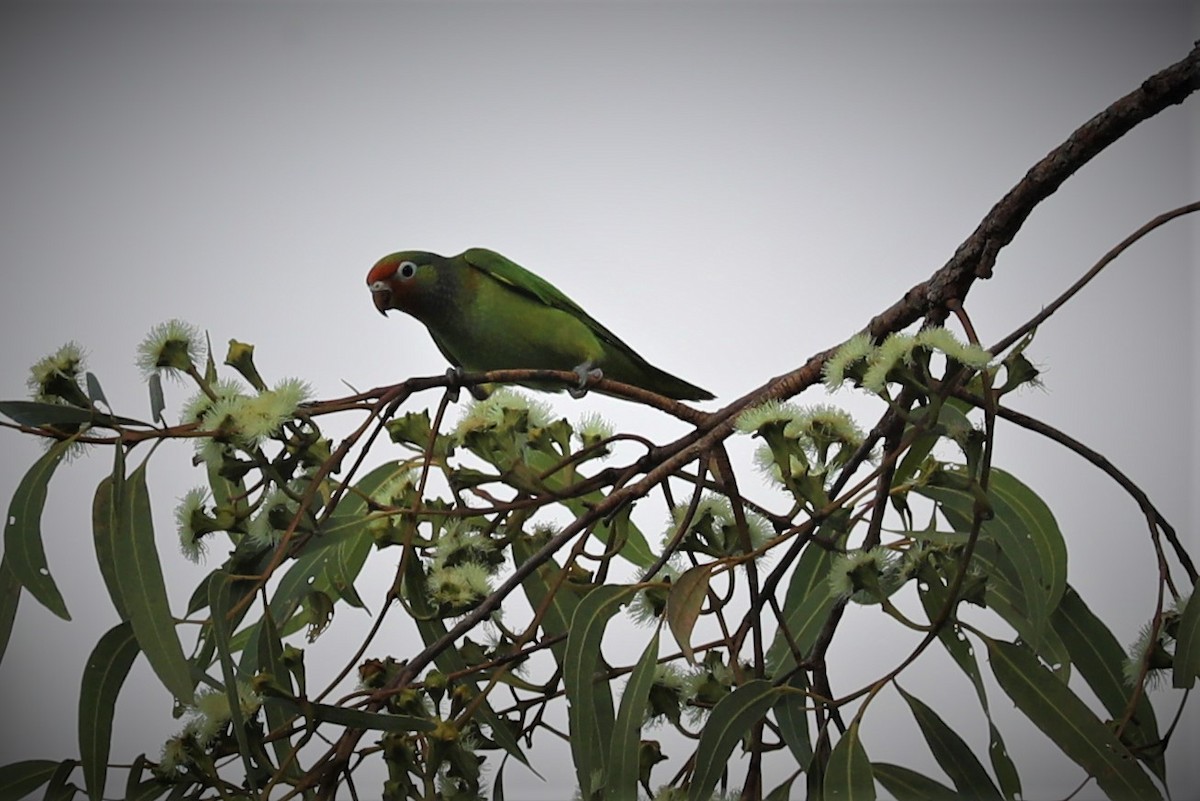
[366,257,399,285]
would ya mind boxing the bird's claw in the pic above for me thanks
[444,367,463,403]
[569,364,604,399]
[444,367,488,402]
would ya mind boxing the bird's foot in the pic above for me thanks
[569,364,604,399]
[444,367,489,402]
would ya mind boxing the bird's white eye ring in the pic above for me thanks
[398,261,417,280]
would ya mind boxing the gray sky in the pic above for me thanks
[1,2,1196,799]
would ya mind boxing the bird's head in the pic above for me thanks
[366,251,445,318]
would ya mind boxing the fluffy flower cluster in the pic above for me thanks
[189,377,312,451]
[822,327,991,393]
[26,341,88,405]
[453,388,553,440]
[156,683,262,777]
[136,319,205,381]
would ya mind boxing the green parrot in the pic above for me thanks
[367,248,714,401]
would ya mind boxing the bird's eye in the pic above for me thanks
[398,261,417,280]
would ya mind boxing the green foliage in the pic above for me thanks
[0,313,1193,801]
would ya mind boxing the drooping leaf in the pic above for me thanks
[823,719,875,801]
[511,535,583,665]
[256,606,302,781]
[122,756,170,801]
[607,630,661,801]
[91,452,129,621]
[1052,585,1163,779]
[897,685,1002,800]
[3,439,73,620]
[916,567,1021,799]
[319,461,413,608]
[962,536,1072,681]
[564,584,638,799]
[764,774,799,801]
[39,760,77,801]
[1172,591,1200,690]
[208,571,257,785]
[236,528,357,673]
[688,680,781,801]
[114,461,194,702]
[919,467,1067,655]
[0,558,20,665]
[772,676,813,770]
[0,759,60,801]
[79,621,139,801]
[871,762,959,800]
[987,638,1161,800]
[666,564,712,664]
[765,543,838,677]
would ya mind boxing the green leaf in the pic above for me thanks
[823,719,875,801]
[764,775,799,801]
[1173,591,1200,690]
[565,584,638,799]
[919,467,1067,654]
[91,461,129,620]
[148,374,165,424]
[916,568,1021,799]
[208,571,257,785]
[320,461,412,607]
[237,462,406,672]
[688,680,781,801]
[666,564,711,664]
[607,631,661,801]
[972,539,1072,680]
[765,543,838,677]
[257,604,300,776]
[122,757,170,801]
[3,439,72,620]
[85,373,108,408]
[871,763,958,800]
[1052,586,1163,778]
[236,530,354,673]
[987,638,1161,800]
[266,697,435,733]
[0,558,20,665]
[772,676,813,770]
[40,760,77,801]
[897,685,1002,800]
[0,759,59,801]
[0,400,145,429]
[511,535,582,665]
[79,622,139,801]
[114,461,194,702]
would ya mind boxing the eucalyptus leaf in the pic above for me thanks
[3,439,73,620]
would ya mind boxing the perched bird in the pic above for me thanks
[367,248,713,401]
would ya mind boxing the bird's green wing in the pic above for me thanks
[461,248,633,350]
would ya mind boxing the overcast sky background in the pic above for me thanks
[1,2,1197,799]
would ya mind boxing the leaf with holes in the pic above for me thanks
[3,439,73,620]
[987,638,1161,800]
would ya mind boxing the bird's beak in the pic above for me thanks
[371,287,392,315]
